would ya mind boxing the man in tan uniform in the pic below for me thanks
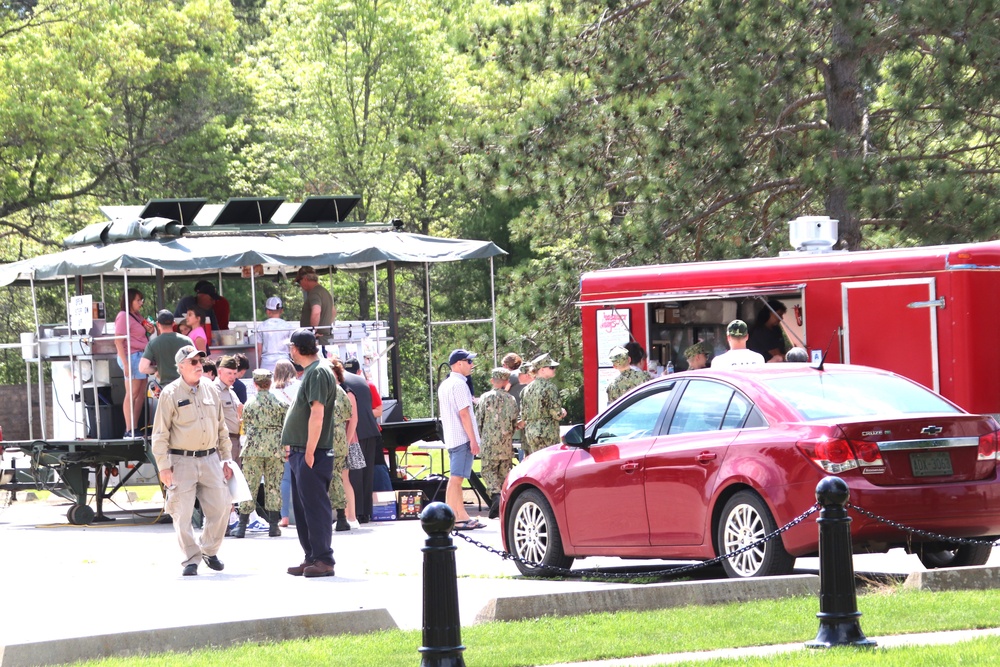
[215,355,244,465]
[152,345,234,576]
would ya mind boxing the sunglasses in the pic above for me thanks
[183,359,203,367]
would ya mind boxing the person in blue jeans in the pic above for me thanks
[282,329,339,578]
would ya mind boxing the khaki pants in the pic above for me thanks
[164,452,231,567]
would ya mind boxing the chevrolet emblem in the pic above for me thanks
[920,425,943,436]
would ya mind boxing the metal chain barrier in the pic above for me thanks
[847,502,1000,548]
[452,502,820,580]
[453,498,999,581]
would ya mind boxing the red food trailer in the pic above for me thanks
[580,236,1000,421]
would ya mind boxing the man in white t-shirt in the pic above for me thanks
[257,297,295,371]
[711,320,766,369]
[437,349,483,530]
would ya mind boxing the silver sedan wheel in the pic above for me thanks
[506,488,573,576]
[512,499,550,565]
[722,502,767,577]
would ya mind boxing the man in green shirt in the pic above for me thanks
[294,266,336,345]
[139,310,193,389]
[282,328,339,578]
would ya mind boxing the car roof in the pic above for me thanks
[671,362,883,382]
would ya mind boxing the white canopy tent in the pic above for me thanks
[3,227,506,439]
[0,231,505,285]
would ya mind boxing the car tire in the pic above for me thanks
[717,490,794,578]
[917,543,992,569]
[507,488,574,576]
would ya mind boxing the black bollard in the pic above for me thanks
[805,476,876,648]
[418,502,466,667]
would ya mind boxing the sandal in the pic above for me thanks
[454,519,485,531]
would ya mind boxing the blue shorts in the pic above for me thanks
[117,351,147,380]
[448,442,474,479]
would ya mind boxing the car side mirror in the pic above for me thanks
[563,424,587,447]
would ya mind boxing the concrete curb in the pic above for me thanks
[0,609,397,667]
[904,564,1000,592]
[475,574,819,623]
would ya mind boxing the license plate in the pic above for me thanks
[910,451,953,478]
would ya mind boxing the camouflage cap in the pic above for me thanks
[531,353,559,369]
[726,319,749,337]
[491,367,511,381]
[217,355,238,370]
[608,346,630,365]
[252,368,272,383]
[520,361,534,374]
[684,341,713,358]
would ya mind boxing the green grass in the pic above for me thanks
[70,588,1000,667]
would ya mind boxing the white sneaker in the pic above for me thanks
[348,520,360,529]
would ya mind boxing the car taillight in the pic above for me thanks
[798,438,857,473]
[852,440,884,466]
[978,431,998,461]
[796,438,883,474]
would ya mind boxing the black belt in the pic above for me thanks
[168,448,216,458]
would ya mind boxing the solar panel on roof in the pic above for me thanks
[138,199,207,226]
[210,197,286,225]
[288,196,361,224]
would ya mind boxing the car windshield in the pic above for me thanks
[761,372,961,421]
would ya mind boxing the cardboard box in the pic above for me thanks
[372,491,397,521]
[396,490,426,519]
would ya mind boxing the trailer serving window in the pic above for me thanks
[637,285,806,372]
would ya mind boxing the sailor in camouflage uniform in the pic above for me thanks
[326,362,354,530]
[519,353,567,457]
[235,369,288,538]
[475,367,520,518]
[606,346,649,403]
[684,340,713,370]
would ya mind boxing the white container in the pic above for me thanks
[20,332,36,360]
[789,216,838,251]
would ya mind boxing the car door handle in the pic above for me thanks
[696,452,717,464]
[621,461,640,473]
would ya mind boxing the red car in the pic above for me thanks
[501,364,1000,578]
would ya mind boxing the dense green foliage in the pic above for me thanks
[2,0,998,415]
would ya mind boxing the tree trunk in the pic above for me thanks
[823,3,864,250]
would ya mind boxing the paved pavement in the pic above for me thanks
[2,492,1000,666]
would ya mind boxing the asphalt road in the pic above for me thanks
[1,490,996,648]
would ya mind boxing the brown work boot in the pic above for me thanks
[287,560,314,576]
[303,561,335,578]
